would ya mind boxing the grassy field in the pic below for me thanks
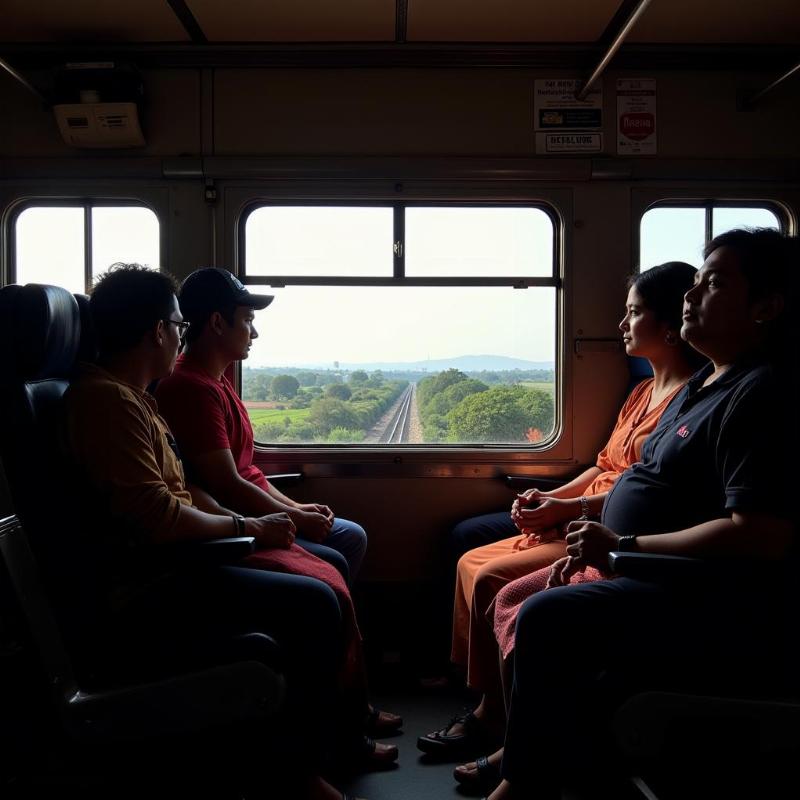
[518,381,555,394]
[246,407,311,425]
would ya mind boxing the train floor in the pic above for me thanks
[340,684,640,800]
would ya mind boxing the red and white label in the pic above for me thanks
[617,80,657,155]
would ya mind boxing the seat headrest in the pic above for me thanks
[627,355,654,380]
[74,293,98,364]
[0,284,80,380]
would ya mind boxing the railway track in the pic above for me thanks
[380,385,414,444]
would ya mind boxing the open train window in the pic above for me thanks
[12,202,160,294]
[639,202,783,271]
[240,203,558,447]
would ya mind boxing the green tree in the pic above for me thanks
[309,398,360,434]
[520,388,555,435]
[349,369,369,385]
[428,379,488,416]
[242,370,271,401]
[417,368,468,408]
[295,370,319,387]
[448,385,533,442]
[270,374,300,399]
[326,383,352,401]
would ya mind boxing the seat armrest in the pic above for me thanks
[608,551,718,582]
[504,476,566,491]
[614,690,800,760]
[67,659,285,742]
[159,537,256,566]
[264,472,303,487]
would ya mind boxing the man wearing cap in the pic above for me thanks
[65,262,383,800]
[155,268,369,586]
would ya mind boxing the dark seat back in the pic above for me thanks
[0,285,285,768]
[0,284,105,646]
[0,284,79,551]
[74,292,98,364]
[626,354,653,392]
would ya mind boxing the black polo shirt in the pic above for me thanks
[602,360,794,537]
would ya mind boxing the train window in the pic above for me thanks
[245,206,393,277]
[14,207,85,294]
[405,207,553,278]
[13,203,160,293]
[90,206,160,279]
[241,204,557,447]
[640,203,781,270]
[711,206,782,238]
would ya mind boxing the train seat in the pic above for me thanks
[0,283,285,789]
[607,549,800,798]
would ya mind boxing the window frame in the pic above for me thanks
[235,196,565,452]
[238,200,560,288]
[636,196,792,270]
[8,197,163,293]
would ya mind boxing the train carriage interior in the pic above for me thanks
[1,1,799,798]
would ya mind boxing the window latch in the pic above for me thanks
[393,241,403,257]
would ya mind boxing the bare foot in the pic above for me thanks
[453,746,503,784]
[366,704,403,734]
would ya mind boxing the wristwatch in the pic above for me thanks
[617,535,638,552]
[579,496,590,520]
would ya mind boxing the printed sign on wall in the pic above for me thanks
[534,79,603,154]
[617,79,657,155]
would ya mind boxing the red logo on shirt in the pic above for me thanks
[676,425,690,439]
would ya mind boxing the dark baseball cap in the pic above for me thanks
[179,268,273,321]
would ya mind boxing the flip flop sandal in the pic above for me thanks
[417,711,491,758]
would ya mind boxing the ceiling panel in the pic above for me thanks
[188,0,396,42]
[407,0,623,42]
[629,0,800,44]
[0,0,190,43]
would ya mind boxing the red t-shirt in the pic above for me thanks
[154,355,269,491]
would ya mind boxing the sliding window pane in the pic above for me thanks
[712,207,780,238]
[92,206,160,280]
[405,207,553,277]
[640,207,705,270]
[245,206,394,277]
[15,207,85,293]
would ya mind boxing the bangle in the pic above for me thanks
[579,496,590,520]
[232,514,246,537]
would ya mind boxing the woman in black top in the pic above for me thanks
[487,228,798,800]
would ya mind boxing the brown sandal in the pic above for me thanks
[365,706,403,736]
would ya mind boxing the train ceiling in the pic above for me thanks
[1,0,799,70]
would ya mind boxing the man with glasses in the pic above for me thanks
[62,263,354,796]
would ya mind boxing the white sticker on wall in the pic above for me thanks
[534,79,603,154]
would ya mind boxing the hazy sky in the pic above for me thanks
[15,203,778,369]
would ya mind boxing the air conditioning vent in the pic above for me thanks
[53,102,145,148]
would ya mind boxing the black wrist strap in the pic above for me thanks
[617,535,637,552]
[233,514,246,537]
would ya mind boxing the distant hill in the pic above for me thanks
[257,355,554,372]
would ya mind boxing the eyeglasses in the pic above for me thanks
[162,319,191,335]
